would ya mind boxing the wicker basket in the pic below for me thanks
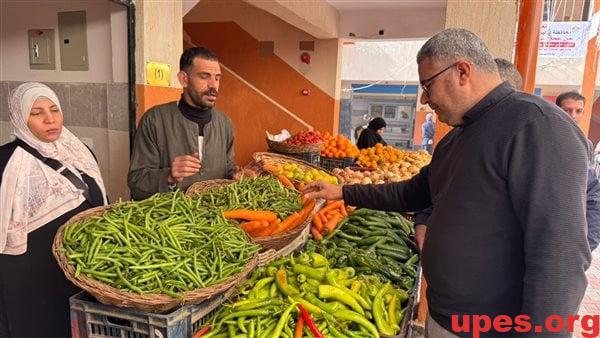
[266,138,323,154]
[52,205,259,313]
[319,156,356,171]
[256,211,314,267]
[185,179,236,197]
[252,152,330,174]
[186,179,316,252]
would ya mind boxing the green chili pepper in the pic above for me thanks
[373,285,395,335]
[332,310,380,338]
[271,302,297,338]
[318,285,364,315]
[275,269,300,296]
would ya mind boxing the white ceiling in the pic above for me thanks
[331,0,447,40]
[326,0,446,11]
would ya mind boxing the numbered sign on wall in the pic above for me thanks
[146,61,171,87]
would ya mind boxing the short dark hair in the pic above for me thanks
[179,47,219,72]
[494,58,523,90]
[556,91,586,107]
[417,28,498,73]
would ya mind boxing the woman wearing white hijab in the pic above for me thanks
[0,82,107,337]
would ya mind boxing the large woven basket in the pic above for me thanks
[266,138,323,154]
[186,179,316,252]
[52,205,258,313]
[185,179,236,197]
[257,215,313,267]
[252,152,333,175]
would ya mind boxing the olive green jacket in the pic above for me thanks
[128,102,235,200]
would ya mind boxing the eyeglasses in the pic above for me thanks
[420,62,459,95]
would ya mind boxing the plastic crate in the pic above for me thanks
[271,151,320,166]
[70,290,230,338]
[319,156,356,170]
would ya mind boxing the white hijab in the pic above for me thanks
[0,82,107,255]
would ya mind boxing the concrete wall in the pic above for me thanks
[245,0,339,39]
[445,0,518,60]
[1,0,114,83]
[183,0,341,164]
[135,0,182,87]
[184,0,339,97]
[0,0,130,201]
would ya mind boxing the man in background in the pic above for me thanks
[421,112,435,153]
[556,91,600,251]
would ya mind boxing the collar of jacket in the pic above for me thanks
[460,81,515,127]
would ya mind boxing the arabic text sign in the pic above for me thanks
[539,21,589,58]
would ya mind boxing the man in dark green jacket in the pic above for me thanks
[128,47,237,200]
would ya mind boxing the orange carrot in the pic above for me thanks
[320,200,344,214]
[278,175,295,189]
[340,205,348,217]
[311,227,323,240]
[294,317,304,338]
[318,212,328,224]
[223,210,277,222]
[263,163,280,173]
[297,182,306,190]
[301,199,316,216]
[322,214,342,235]
[269,218,281,227]
[312,216,324,232]
[272,212,301,235]
[256,224,279,237]
[240,221,263,232]
[285,199,316,233]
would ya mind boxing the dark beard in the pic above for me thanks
[189,88,218,109]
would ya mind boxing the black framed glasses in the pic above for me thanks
[420,62,459,95]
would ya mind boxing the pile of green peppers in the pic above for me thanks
[197,252,409,338]
[305,208,419,290]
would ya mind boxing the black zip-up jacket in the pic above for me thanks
[343,83,591,337]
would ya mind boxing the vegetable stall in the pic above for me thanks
[56,130,430,338]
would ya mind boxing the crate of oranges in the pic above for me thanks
[357,143,432,170]
[319,133,359,170]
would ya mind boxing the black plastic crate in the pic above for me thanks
[70,291,229,338]
[287,152,320,165]
[319,156,356,170]
[269,150,320,166]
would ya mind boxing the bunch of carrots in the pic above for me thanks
[224,198,315,238]
[310,199,347,240]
